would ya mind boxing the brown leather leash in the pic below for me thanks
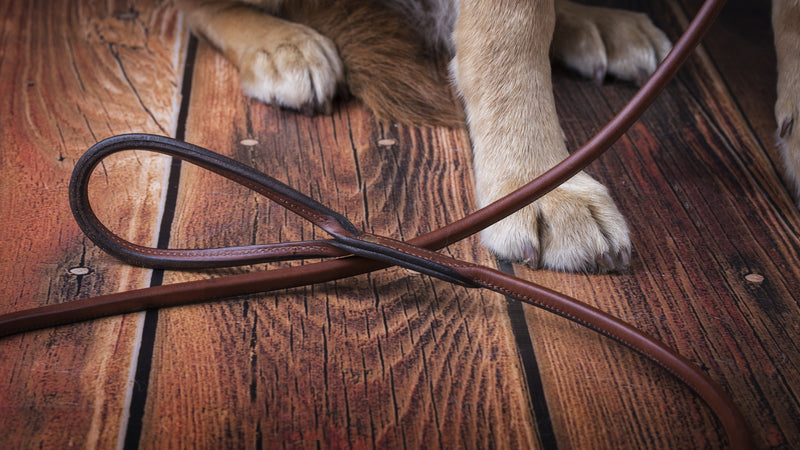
[0,0,753,447]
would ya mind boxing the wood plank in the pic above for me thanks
[4,0,798,448]
[130,41,541,448]
[520,1,800,448]
[687,0,779,152]
[0,0,187,447]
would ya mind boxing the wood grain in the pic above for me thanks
[518,1,800,448]
[2,0,799,448]
[133,42,540,448]
[0,0,186,447]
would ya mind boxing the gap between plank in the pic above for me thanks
[121,34,198,450]
[498,260,559,450]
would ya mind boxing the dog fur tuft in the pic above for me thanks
[284,0,463,127]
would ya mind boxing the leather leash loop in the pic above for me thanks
[70,133,479,286]
[69,133,356,268]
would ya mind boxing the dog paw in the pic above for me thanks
[552,1,671,85]
[238,23,344,114]
[480,173,631,273]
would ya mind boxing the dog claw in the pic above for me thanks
[299,102,316,117]
[619,247,631,269]
[634,68,650,87]
[522,245,540,269]
[595,252,615,272]
[591,248,631,273]
[593,66,606,84]
[780,117,795,139]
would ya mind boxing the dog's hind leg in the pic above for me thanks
[452,0,631,272]
[774,0,800,201]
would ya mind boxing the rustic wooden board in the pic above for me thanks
[0,0,186,447]
[3,0,799,448]
[517,1,800,448]
[130,42,540,448]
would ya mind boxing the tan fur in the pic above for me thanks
[451,0,631,271]
[553,0,671,84]
[177,0,799,272]
[178,0,344,112]
[774,0,800,200]
[178,0,461,125]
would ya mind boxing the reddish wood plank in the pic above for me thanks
[519,1,800,448]
[0,0,187,447]
[3,0,798,448]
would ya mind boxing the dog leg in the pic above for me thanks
[178,0,344,114]
[452,0,630,272]
[774,0,800,201]
[552,0,671,85]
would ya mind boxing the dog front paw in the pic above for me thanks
[552,1,671,85]
[239,23,344,114]
[481,173,631,273]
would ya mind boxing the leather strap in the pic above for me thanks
[0,0,753,448]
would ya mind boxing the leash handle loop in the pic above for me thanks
[69,134,355,268]
[69,133,478,286]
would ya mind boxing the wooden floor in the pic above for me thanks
[1,0,798,448]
